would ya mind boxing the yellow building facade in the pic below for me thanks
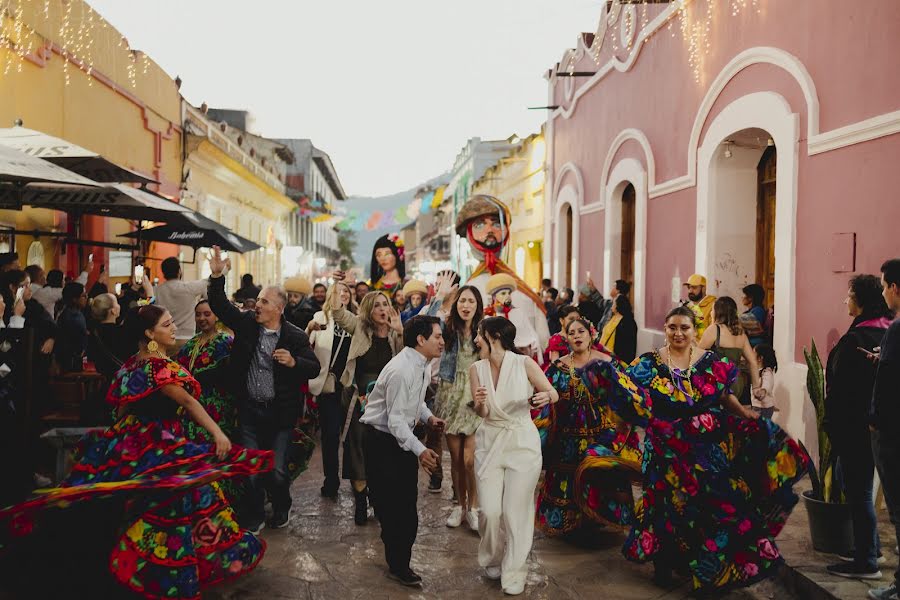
[0,1,182,276]
[472,132,546,290]
[182,104,295,289]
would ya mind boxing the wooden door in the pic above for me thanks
[620,183,636,292]
[564,205,573,287]
[756,147,776,308]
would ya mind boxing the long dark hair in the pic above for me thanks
[1,269,27,322]
[713,296,742,336]
[850,274,893,320]
[479,316,521,354]
[614,294,633,318]
[369,234,405,284]
[755,342,778,372]
[445,285,483,351]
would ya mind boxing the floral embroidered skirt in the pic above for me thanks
[1,414,273,600]
[626,410,809,592]
[535,408,642,535]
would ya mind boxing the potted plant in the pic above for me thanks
[801,339,853,554]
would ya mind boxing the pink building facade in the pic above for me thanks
[543,0,900,449]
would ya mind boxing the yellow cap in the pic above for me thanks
[486,273,517,296]
[684,274,707,287]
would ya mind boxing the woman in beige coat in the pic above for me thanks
[331,290,403,525]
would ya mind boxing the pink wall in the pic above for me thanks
[547,0,900,362]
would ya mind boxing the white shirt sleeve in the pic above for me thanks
[8,315,25,329]
[384,367,426,457]
[75,271,89,285]
[185,279,209,297]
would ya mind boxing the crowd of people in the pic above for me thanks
[0,234,896,599]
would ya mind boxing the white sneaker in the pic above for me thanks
[465,509,479,532]
[484,566,501,580]
[446,505,463,527]
[503,582,525,595]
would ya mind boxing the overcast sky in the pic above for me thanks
[88,0,602,197]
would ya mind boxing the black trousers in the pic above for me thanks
[318,384,346,491]
[238,402,293,522]
[364,425,419,573]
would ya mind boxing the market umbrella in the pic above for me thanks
[0,182,207,225]
[0,126,156,184]
[0,144,102,186]
[119,222,261,254]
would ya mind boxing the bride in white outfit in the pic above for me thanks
[469,316,558,595]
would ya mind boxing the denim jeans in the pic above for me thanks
[836,432,880,569]
[872,430,900,581]
[239,401,293,522]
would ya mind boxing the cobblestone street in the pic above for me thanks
[210,444,791,600]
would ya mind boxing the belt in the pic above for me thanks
[476,418,531,479]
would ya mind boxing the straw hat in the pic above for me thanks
[486,273,517,296]
[454,194,512,237]
[283,276,312,295]
[402,279,428,297]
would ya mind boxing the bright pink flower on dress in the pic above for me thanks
[758,538,779,560]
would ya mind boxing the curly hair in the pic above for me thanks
[713,297,743,336]
[850,274,893,320]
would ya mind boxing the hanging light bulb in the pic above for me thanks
[723,141,733,159]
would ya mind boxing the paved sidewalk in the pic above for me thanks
[210,444,794,600]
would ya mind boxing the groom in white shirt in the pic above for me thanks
[361,315,446,587]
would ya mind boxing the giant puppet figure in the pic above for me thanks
[456,194,550,351]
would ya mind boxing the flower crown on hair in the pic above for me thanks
[387,233,405,260]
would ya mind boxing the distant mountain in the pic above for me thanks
[343,173,449,272]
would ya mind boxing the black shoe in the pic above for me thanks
[353,489,368,526]
[269,509,292,529]
[320,485,338,500]
[827,562,882,580]
[839,552,887,565]
[388,568,422,587]
[428,474,442,493]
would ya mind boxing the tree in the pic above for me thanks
[337,229,358,269]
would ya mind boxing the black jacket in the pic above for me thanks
[207,275,320,426]
[286,297,320,331]
[825,316,889,442]
[613,314,638,365]
[871,319,900,434]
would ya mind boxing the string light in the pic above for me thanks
[0,0,149,88]
[582,0,762,83]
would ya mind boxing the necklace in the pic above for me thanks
[663,345,695,395]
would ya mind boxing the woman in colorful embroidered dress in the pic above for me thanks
[535,318,642,537]
[580,306,809,592]
[176,300,236,442]
[1,305,273,600]
[369,233,406,293]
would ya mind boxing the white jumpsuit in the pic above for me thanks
[473,352,543,591]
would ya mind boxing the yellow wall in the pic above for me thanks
[182,141,295,287]
[473,133,546,289]
[0,1,182,273]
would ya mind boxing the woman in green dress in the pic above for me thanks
[427,278,484,531]
[176,300,236,442]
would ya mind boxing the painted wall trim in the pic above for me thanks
[808,109,900,155]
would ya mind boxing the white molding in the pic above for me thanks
[808,109,900,155]
[551,162,585,210]
[580,202,604,215]
[696,91,800,418]
[554,189,579,287]
[603,158,648,330]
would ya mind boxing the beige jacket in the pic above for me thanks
[332,306,402,393]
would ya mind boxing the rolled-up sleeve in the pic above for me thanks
[384,369,426,457]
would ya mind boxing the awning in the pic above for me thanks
[0,126,157,184]
[0,145,102,186]
[0,182,206,226]
[119,223,261,254]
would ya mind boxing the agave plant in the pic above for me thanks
[804,339,839,502]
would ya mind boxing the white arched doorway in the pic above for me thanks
[696,90,802,438]
[554,185,579,288]
[604,158,648,333]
